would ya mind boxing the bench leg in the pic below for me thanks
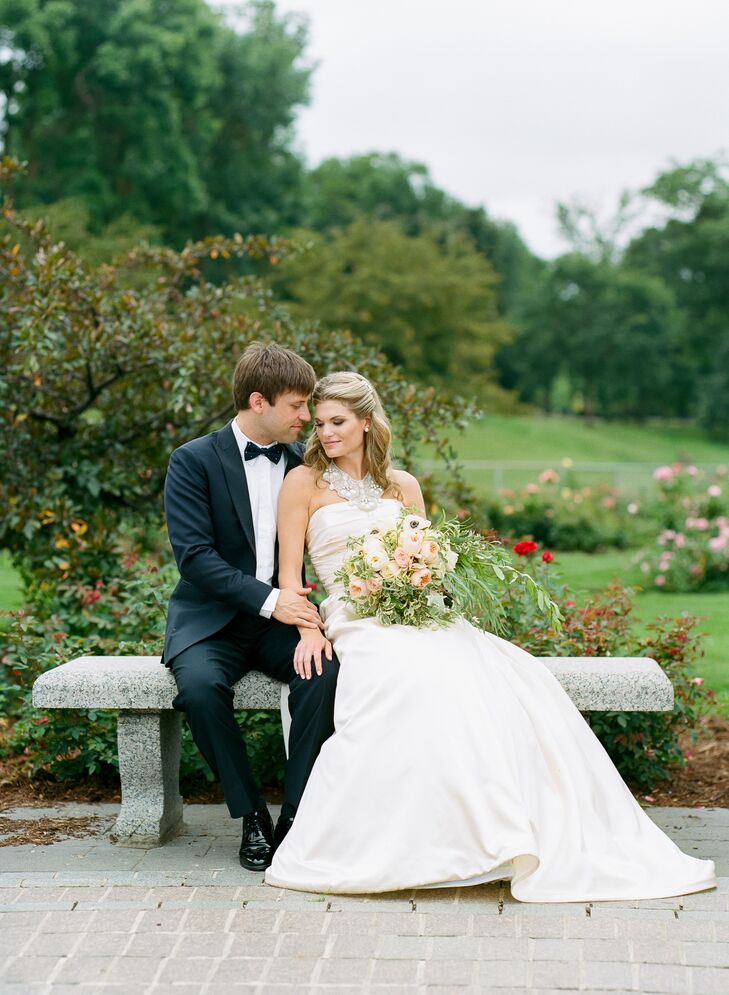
[110,710,184,847]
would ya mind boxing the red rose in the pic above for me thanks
[513,540,538,556]
[541,550,554,563]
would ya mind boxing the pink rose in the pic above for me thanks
[653,466,674,481]
[410,567,432,589]
[393,547,411,569]
[366,576,382,593]
[690,677,704,686]
[709,535,727,551]
[654,575,666,587]
[708,484,722,497]
[348,576,367,599]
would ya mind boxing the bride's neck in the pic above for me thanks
[333,454,367,481]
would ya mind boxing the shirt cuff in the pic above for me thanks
[259,588,280,619]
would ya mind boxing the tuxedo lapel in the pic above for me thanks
[214,423,256,554]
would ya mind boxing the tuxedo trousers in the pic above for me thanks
[170,613,339,819]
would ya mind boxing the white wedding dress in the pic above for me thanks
[265,499,716,900]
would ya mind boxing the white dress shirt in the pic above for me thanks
[230,418,283,618]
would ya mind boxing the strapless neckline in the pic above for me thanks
[308,497,403,530]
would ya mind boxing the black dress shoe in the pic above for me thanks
[273,814,295,852]
[239,810,273,870]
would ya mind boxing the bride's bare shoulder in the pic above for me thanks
[388,468,424,507]
[280,464,318,497]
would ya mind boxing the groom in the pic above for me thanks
[162,342,339,870]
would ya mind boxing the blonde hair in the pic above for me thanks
[304,372,396,495]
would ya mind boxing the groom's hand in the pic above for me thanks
[273,587,324,629]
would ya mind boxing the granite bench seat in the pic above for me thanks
[32,654,673,847]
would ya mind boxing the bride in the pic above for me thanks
[265,371,716,900]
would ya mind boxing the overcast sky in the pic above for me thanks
[218,0,728,257]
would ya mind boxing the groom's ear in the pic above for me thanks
[247,391,266,413]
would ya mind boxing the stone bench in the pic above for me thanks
[32,655,673,847]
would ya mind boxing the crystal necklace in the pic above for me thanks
[322,461,383,512]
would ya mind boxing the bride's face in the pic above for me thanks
[314,400,370,460]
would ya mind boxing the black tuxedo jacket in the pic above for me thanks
[162,421,303,665]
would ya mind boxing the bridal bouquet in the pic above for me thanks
[334,509,562,632]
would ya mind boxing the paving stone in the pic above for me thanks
[88,909,141,932]
[476,958,529,987]
[52,956,114,984]
[325,911,377,934]
[582,959,634,990]
[422,958,474,985]
[481,937,530,960]
[169,930,230,957]
[372,912,422,935]
[0,957,61,984]
[263,956,319,984]
[690,966,729,994]
[105,957,165,983]
[565,916,619,939]
[123,931,179,957]
[519,914,568,938]
[531,937,581,961]
[471,914,519,936]
[317,958,371,984]
[0,931,34,956]
[376,935,429,959]
[226,932,278,957]
[429,935,482,959]
[630,938,683,964]
[275,932,328,957]
[639,962,692,993]
[326,934,378,959]
[581,937,631,961]
[208,957,269,983]
[157,957,214,983]
[370,958,421,984]
[228,909,279,932]
[72,931,131,956]
[531,958,581,988]
[421,912,472,935]
[681,940,729,966]
[277,910,328,933]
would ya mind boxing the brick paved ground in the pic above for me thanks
[0,803,727,993]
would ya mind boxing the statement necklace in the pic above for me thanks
[322,462,383,512]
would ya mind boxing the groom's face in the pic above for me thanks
[259,390,311,443]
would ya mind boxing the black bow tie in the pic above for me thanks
[244,441,284,464]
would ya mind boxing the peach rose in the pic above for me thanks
[399,529,425,554]
[420,539,440,563]
[366,576,382,593]
[349,576,367,598]
[410,567,432,589]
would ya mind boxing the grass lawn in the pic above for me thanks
[556,550,729,716]
[424,414,729,495]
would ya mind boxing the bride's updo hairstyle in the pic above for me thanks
[305,372,396,494]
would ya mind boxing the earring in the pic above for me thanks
[364,426,369,433]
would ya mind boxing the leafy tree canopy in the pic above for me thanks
[0,0,310,242]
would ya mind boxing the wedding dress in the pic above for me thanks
[265,498,716,900]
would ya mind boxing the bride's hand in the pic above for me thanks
[294,631,333,680]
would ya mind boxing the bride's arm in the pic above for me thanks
[277,467,332,679]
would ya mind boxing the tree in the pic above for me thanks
[299,153,540,318]
[625,157,729,429]
[0,0,310,243]
[272,217,512,399]
[502,254,680,419]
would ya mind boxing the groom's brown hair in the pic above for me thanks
[233,342,316,410]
